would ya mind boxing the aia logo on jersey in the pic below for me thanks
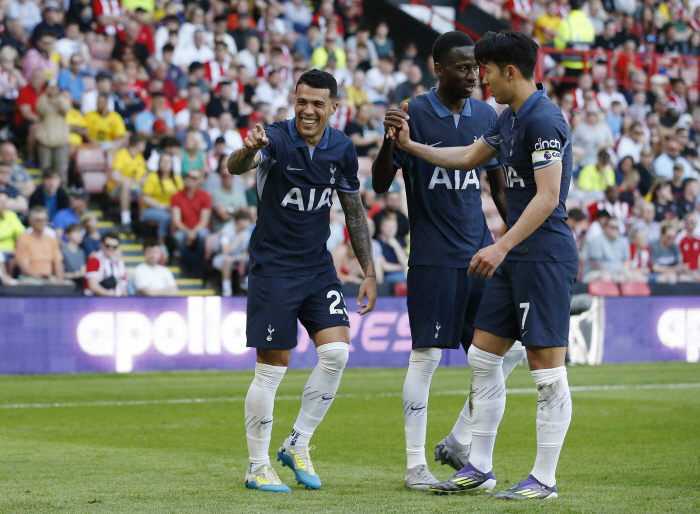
[543,151,561,160]
[428,167,480,190]
[534,138,561,151]
[281,187,333,211]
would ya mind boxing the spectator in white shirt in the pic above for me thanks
[254,70,290,113]
[208,112,244,155]
[237,35,266,78]
[81,74,114,115]
[283,0,313,33]
[132,240,178,296]
[365,55,398,106]
[212,210,252,296]
[617,122,648,163]
[174,30,215,69]
[597,77,628,111]
[55,20,91,68]
[6,0,42,35]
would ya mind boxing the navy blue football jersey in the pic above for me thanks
[251,118,360,276]
[393,88,502,268]
[481,84,578,262]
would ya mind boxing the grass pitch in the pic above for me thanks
[0,363,698,513]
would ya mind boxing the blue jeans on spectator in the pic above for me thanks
[141,208,172,237]
[174,228,210,277]
[385,271,407,282]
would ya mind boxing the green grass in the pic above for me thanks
[0,363,699,513]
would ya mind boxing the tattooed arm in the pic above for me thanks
[227,123,267,176]
[338,190,377,315]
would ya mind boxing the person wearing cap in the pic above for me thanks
[35,80,71,186]
[51,188,89,242]
[571,103,614,168]
[31,0,65,44]
[6,0,43,35]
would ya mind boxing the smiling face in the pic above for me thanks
[294,83,338,145]
[436,46,479,99]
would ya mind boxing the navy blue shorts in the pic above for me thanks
[474,260,578,348]
[407,265,487,352]
[246,269,350,350]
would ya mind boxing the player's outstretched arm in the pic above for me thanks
[227,123,268,175]
[392,116,498,172]
[337,191,377,315]
[486,167,508,223]
[371,104,409,194]
[469,161,562,279]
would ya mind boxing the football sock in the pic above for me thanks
[245,363,286,471]
[286,342,349,449]
[530,366,572,487]
[121,211,131,225]
[403,347,442,468]
[502,341,526,379]
[449,342,526,449]
[221,279,232,296]
[468,345,506,473]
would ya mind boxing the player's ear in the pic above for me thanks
[330,99,339,116]
[434,62,443,78]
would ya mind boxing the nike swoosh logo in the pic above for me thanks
[260,420,272,425]
[321,395,334,401]
[427,141,442,147]
[522,331,528,337]
[287,165,303,170]
[410,406,425,411]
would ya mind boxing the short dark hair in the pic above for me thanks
[162,43,175,53]
[189,62,204,73]
[95,73,110,83]
[432,31,475,64]
[161,136,181,148]
[129,133,147,147]
[143,238,160,249]
[568,208,586,222]
[474,30,539,80]
[151,91,166,100]
[234,210,252,222]
[42,169,59,179]
[65,223,81,235]
[569,0,584,9]
[682,177,698,190]
[102,231,120,243]
[595,209,612,221]
[295,69,338,99]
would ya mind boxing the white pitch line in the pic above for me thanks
[0,383,698,411]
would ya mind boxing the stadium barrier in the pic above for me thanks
[0,296,697,375]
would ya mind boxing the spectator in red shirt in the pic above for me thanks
[84,231,128,296]
[15,69,46,166]
[629,228,651,281]
[171,168,212,277]
[678,212,700,276]
[133,7,155,55]
[93,0,128,38]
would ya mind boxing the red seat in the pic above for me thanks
[204,233,220,262]
[357,156,373,177]
[620,281,651,297]
[394,281,407,296]
[76,148,108,194]
[88,39,115,60]
[587,281,620,297]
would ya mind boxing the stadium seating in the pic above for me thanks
[75,148,108,194]
[620,281,652,297]
[588,281,620,297]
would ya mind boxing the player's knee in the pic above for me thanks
[317,342,349,374]
[409,347,442,366]
[467,345,503,370]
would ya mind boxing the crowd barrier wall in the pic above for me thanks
[0,296,696,375]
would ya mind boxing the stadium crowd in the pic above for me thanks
[0,0,700,296]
